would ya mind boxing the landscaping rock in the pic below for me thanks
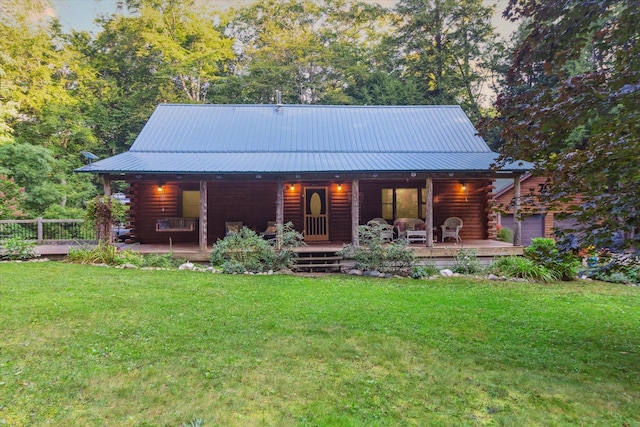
[364,270,381,277]
[439,269,454,277]
[178,262,195,270]
[488,274,499,281]
[348,269,363,276]
[267,269,273,275]
[122,263,139,269]
[378,272,386,278]
[385,273,394,279]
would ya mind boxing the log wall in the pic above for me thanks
[127,178,491,244]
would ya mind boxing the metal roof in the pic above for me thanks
[77,104,531,174]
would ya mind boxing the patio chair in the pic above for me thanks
[225,221,243,235]
[441,217,463,242]
[260,221,278,240]
[367,218,394,242]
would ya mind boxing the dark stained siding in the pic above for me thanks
[207,181,278,242]
[284,183,304,234]
[127,178,490,244]
[328,182,352,243]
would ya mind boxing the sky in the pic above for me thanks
[50,0,517,36]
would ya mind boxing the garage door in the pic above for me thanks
[500,214,545,246]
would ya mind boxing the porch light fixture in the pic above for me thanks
[157,184,164,192]
[256,174,262,179]
[461,182,467,191]
[410,172,417,177]
[337,183,342,191]
[288,183,295,191]
[461,182,468,202]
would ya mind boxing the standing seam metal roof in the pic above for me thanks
[77,104,531,174]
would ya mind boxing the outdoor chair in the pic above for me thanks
[441,217,463,242]
[367,217,394,242]
[260,221,278,240]
[225,221,243,236]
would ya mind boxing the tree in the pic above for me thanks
[89,0,235,154]
[0,175,26,219]
[493,0,639,249]
[219,0,390,104]
[394,0,501,120]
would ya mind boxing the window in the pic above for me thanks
[381,188,393,220]
[182,191,200,218]
[382,188,423,220]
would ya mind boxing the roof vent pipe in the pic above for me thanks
[276,90,283,112]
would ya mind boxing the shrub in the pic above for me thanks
[210,222,304,273]
[412,264,439,279]
[66,242,143,266]
[452,248,483,274]
[340,223,416,275]
[525,238,580,281]
[0,237,39,261]
[141,253,187,269]
[490,256,557,283]
[496,226,513,243]
[588,251,640,285]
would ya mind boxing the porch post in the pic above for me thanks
[276,178,284,250]
[199,179,208,251]
[103,177,111,197]
[351,178,360,248]
[425,177,434,247]
[513,173,522,246]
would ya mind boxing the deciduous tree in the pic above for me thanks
[493,0,639,248]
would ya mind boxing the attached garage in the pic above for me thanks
[499,214,545,246]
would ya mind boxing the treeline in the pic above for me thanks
[0,0,508,218]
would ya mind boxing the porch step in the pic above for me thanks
[293,251,344,272]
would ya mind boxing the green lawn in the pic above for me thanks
[1,263,639,426]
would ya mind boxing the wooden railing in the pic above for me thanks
[0,218,95,243]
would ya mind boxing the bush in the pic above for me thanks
[66,242,143,266]
[412,264,439,279]
[496,226,513,243]
[141,253,187,269]
[525,238,580,281]
[0,237,39,261]
[210,222,304,273]
[490,256,557,283]
[340,223,416,275]
[452,248,483,274]
[587,251,640,285]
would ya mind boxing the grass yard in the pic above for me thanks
[1,263,639,426]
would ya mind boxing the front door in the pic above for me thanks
[304,187,329,241]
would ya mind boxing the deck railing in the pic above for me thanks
[0,218,95,243]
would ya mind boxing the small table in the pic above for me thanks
[405,230,427,244]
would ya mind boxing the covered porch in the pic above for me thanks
[105,172,527,252]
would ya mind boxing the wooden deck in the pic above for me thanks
[36,239,522,264]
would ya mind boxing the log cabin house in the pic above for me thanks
[77,104,530,251]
